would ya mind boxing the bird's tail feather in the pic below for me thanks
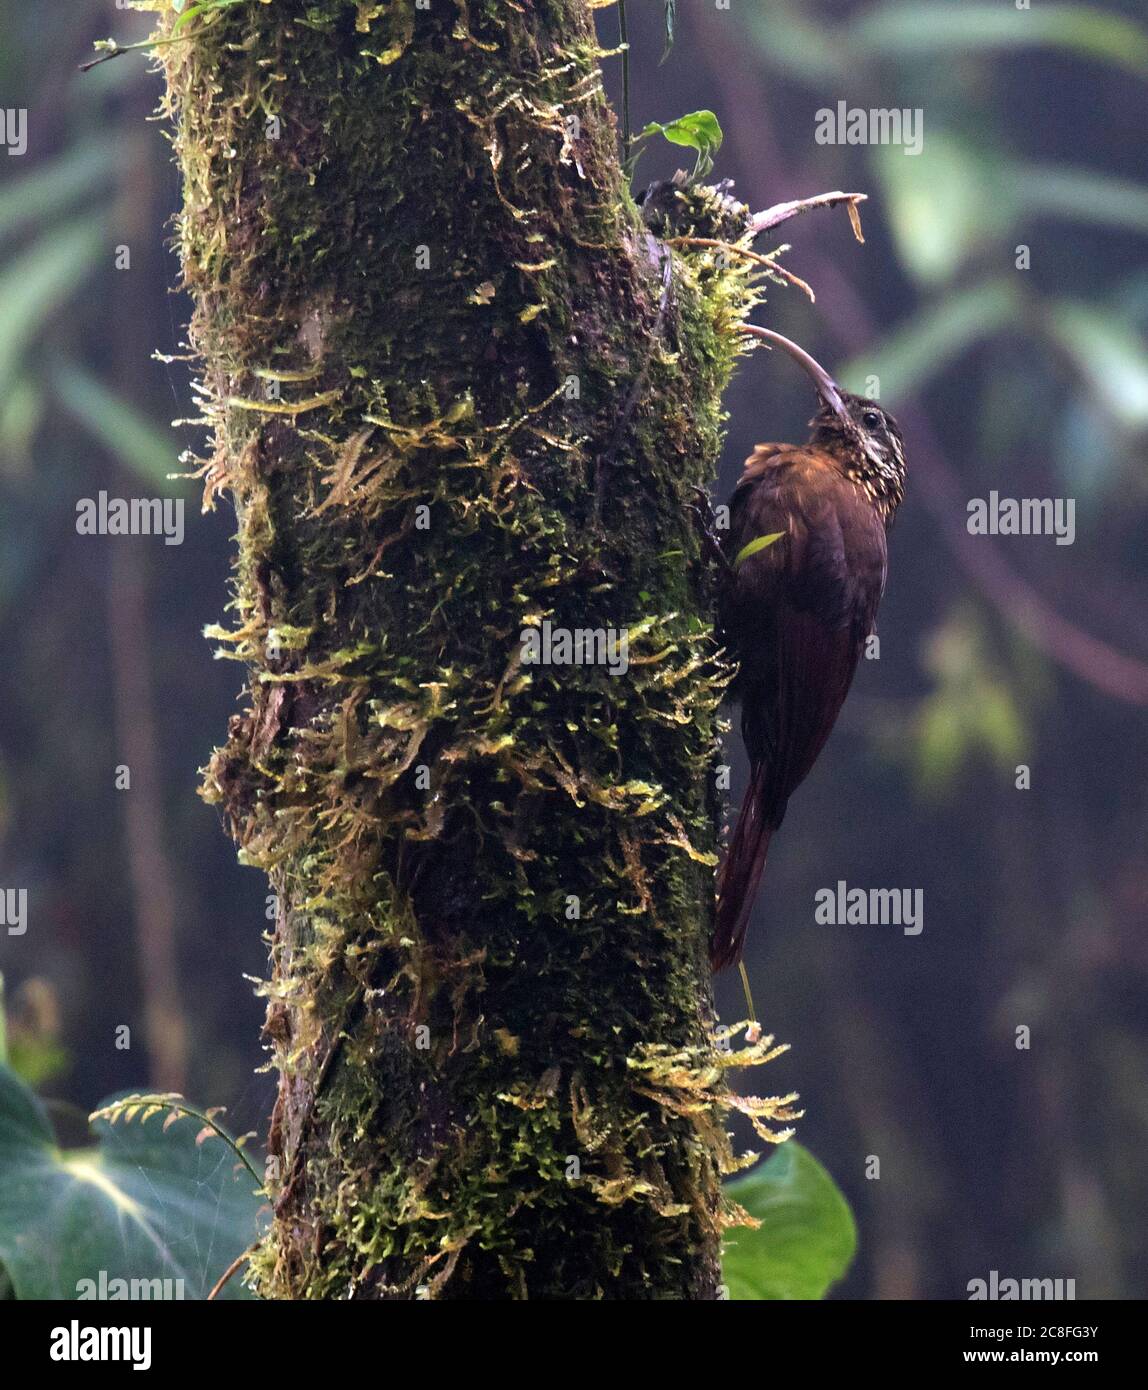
[711,759,777,971]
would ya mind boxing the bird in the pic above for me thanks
[710,325,906,971]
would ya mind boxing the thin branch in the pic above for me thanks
[207,1245,255,1302]
[618,1,631,165]
[748,191,868,241]
[79,35,185,73]
[664,236,815,300]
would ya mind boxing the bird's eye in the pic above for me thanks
[862,410,882,430]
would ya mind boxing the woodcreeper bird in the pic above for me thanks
[711,326,906,970]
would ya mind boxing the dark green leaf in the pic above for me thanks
[877,135,1148,287]
[914,606,1027,795]
[746,1,1148,84]
[743,2,848,83]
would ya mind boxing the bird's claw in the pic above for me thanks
[685,486,731,573]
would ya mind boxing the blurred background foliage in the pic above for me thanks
[0,0,1146,1299]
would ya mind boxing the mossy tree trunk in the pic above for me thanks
[161,0,770,1299]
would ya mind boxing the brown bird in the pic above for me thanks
[711,326,906,971]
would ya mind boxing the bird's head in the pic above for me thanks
[740,325,906,519]
[810,392,905,515]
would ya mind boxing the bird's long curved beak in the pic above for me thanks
[739,324,851,426]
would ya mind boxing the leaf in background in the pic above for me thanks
[0,376,43,476]
[914,606,1027,796]
[0,977,68,1090]
[1012,165,1148,238]
[1052,396,1121,497]
[661,0,676,63]
[839,278,1022,401]
[0,220,104,401]
[0,143,114,246]
[746,1,1148,85]
[1043,301,1148,430]
[723,1143,857,1300]
[873,135,1015,286]
[879,141,1148,286]
[742,0,849,83]
[849,3,1148,79]
[52,359,183,490]
[916,678,1025,794]
[0,1065,264,1300]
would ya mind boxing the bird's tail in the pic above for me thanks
[710,759,777,971]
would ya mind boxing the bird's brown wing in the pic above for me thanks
[712,445,888,968]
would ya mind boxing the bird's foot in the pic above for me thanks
[685,485,732,573]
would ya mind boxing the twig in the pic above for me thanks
[759,259,816,301]
[79,35,185,73]
[207,1245,255,1302]
[618,2,631,166]
[748,191,867,241]
[664,237,815,301]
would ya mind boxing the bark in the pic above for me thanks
[159,0,780,1299]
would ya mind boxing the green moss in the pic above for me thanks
[158,0,784,1299]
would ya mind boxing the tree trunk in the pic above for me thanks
[161,0,765,1299]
